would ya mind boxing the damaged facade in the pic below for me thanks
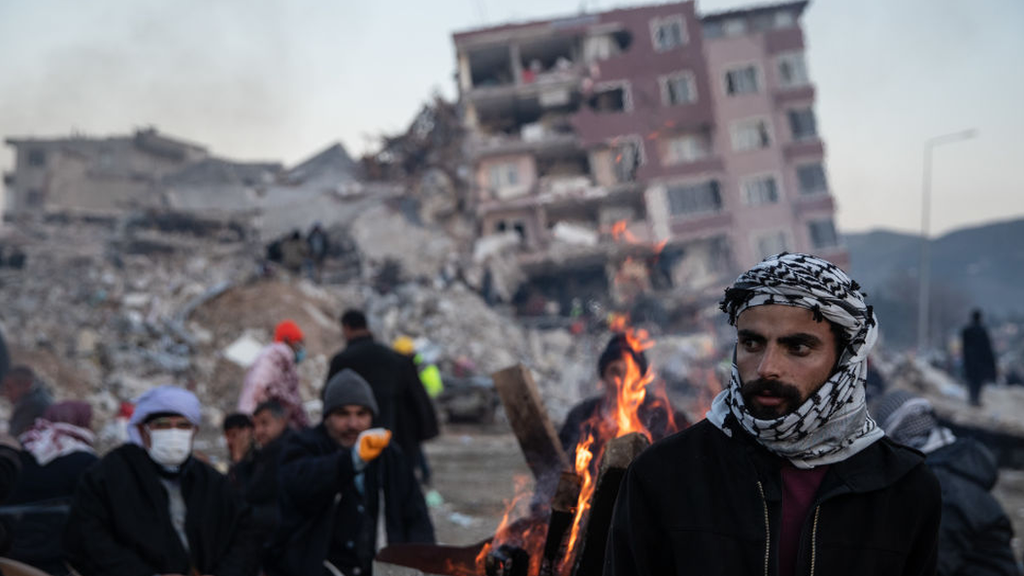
[454,0,847,308]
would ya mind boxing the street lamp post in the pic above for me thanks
[917,129,976,355]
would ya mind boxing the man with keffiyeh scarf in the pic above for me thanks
[606,253,941,576]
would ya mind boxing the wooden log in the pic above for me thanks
[492,365,570,484]
[570,432,650,576]
[539,472,583,576]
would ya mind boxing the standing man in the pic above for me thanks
[326,310,434,461]
[606,253,941,576]
[64,385,258,576]
[239,320,310,429]
[961,309,997,407]
[269,369,434,576]
[1,366,53,436]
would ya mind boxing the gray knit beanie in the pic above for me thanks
[323,368,379,418]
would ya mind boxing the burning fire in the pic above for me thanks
[558,315,680,574]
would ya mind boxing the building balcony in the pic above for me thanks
[653,156,726,179]
[765,26,804,54]
[773,85,815,106]
[467,66,583,104]
[783,138,824,161]
[467,130,579,160]
[792,192,835,215]
[668,211,734,240]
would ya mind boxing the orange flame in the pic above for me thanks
[557,315,681,575]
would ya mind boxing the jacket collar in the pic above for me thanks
[723,414,924,500]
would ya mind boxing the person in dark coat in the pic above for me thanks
[269,369,434,576]
[1,366,53,437]
[223,412,255,489]
[4,401,98,574]
[961,309,997,406]
[559,333,689,464]
[873,390,1020,576]
[63,385,258,576]
[606,253,941,576]
[325,309,438,464]
[235,399,293,541]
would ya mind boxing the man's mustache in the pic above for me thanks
[740,378,802,403]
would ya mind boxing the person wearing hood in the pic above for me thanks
[606,253,941,576]
[238,320,310,429]
[873,390,1020,576]
[63,385,259,576]
[267,369,434,576]
[4,401,98,574]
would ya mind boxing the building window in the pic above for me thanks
[25,189,43,207]
[666,180,721,216]
[742,175,780,206]
[27,149,46,167]
[664,134,710,165]
[587,83,631,113]
[774,11,796,28]
[723,18,747,37]
[660,72,697,106]
[809,218,839,249]
[725,65,759,95]
[651,16,687,52]
[777,52,809,88]
[797,163,828,195]
[613,140,643,183]
[755,230,790,260]
[488,163,520,190]
[788,108,818,141]
[731,118,772,151]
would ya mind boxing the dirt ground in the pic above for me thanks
[423,425,1024,563]
[423,425,531,547]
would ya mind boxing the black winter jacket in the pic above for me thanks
[63,444,259,576]
[606,418,941,576]
[927,439,1020,576]
[267,424,435,576]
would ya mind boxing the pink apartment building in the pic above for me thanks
[453,0,847,305]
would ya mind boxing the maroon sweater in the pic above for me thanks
[779,464,829,576]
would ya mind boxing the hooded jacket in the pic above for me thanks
[63,443,258,576]
[605,418,941,576]
[266,423,434,576]
[927,439,1020,576]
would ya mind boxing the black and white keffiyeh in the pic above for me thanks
[706,253,884,469]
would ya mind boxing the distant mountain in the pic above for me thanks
[843,218,1024,344]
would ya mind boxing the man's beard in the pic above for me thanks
[740,378,804,420]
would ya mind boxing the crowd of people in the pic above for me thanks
[0,309,439,576]
[0,254,1019,576]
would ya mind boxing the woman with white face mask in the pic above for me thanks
[64,385,260,576]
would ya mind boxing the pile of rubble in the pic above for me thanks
[0,205,628,447]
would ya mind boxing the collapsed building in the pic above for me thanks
[453,0,847,315]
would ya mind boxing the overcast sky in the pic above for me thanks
[1,0,1021,237]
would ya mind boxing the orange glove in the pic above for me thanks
[356,428,392,463]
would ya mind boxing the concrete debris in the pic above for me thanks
[222,333,265,368]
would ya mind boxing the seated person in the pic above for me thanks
[64,385,258,576]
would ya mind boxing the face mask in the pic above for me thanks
[146,428,194,468]
[295,348,306,364]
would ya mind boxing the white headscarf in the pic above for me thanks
[128,385,202,445]
[707,253,884,469]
